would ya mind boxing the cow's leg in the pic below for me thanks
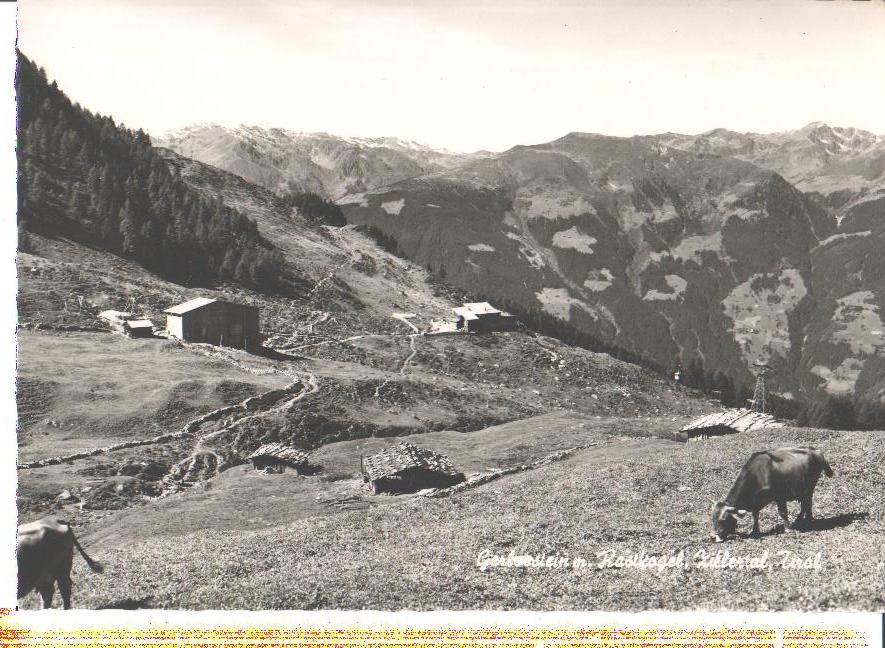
[37,580,55,609]
[803,492,814,521]
[17,573,32,600]
[777,500,791,532]
[56,573,73,610]
[750,511,761,537]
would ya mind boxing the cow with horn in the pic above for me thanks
[710,447,834,542]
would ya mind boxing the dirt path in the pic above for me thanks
[307,311,331,333]
[154,342,321,495]
[18,338,315,478]
[304,227,364,302]
[392,312,420,334]
[532,334,560,363]
[158,373,320,496]
[400,334,419,376]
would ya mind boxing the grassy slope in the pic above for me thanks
[15,331,290,515]
[16,331,287,461]
[47,422,882,612]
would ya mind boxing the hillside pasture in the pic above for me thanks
[15,330,290,515]
[16,331,288,461]
[25,421,883,611]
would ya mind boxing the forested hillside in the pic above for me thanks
[16,52,284,291]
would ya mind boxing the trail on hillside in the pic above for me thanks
[307,311,331,333]
[372,315,423,398]
[400,334,419,376]
[304,226,364,303]
[18,340,317,498]
[532,335,560,363]
[17,378,308,470]
[158,373,320,496]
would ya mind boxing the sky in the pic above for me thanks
[15,0,885,152]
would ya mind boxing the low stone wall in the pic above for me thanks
[424,442,599,498]
[17,381,303,470]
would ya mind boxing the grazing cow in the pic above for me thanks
[710,447,834,542]
[17,518,103,609]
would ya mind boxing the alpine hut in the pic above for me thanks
[452,302,517,333]
[361,441,465,494]
[122,319,154,338]
[674,408,783,442]
[248,443,310,474]
[164,297,261,352]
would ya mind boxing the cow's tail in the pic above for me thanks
[70,530,104,573]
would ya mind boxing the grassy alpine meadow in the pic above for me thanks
[35,422,883,611]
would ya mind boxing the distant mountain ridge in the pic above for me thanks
[156,124,488,201]
[146,122,885,406]
[659,122,885,222]
[334,127,885,407]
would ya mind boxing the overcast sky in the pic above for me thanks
[16,0,885,152]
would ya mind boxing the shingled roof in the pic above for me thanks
[248,443,309,465]
[681,409,783,435]
[361,442,462,481]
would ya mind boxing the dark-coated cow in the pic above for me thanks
[17,518,103,609]
[711,447,834,542]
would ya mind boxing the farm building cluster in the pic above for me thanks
[243,440,465,497]
[98,310,155,338]
[100,297,262,352]
[452,302,517,333]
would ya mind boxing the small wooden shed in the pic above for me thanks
[674,408,783,442]
[361,442,465,494]
[123,319,154,338]
[248,443,309,474]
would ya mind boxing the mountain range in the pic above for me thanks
[163,123,885,405]
[156,125,488,201]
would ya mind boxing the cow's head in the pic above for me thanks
[710,501,749,542]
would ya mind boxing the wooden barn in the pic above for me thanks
[164,297,261,352]
[674,409,783,442]
[122,319,154,338]
[452,302,517,333]
[361,442,465,494]
[248,443,309,474]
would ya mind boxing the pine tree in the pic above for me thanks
[16,50,285,292]
[118,199,139,256]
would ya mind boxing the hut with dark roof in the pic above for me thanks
[123,319,154,338]
[360,441,465,494]
[248,443,310,474]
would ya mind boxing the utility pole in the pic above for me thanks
[750,362,773,413]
